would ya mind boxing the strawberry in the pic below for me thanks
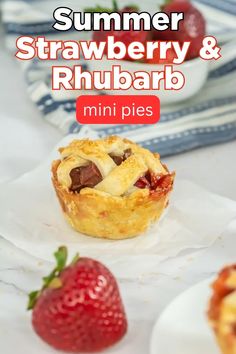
[86,0,120,42]
[110,28,148,61]
[28,247,127,352]
[146,47,177,64]
[153,0,206,60]
[88,1,149,61]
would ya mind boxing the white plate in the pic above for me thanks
[150,279,220,354]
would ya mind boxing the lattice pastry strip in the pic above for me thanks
[130,145,166,174]
[94,153,147,196]
[57,155,88,188]
[59,142,117,181]
[57,136,169,195]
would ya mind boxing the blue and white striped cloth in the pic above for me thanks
[2,0,236,156]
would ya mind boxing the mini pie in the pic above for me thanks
[208,265,236,354]
[51,136,174,239]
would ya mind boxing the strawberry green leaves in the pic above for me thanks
[54,246,68,271]
[84,0,139,13]
[27,246,79,310]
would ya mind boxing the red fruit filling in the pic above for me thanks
[69,149,132,192]
[70,163,102,192]
[69,149,172,195]
[208,265,236,323]
[135,172,173,192]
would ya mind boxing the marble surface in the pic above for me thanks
[0,23,236,354]
[0,226,235,354]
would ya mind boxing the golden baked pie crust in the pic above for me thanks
[208,268,236,354]
[52,136,175,239]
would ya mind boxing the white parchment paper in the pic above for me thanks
[0,131,235,278]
